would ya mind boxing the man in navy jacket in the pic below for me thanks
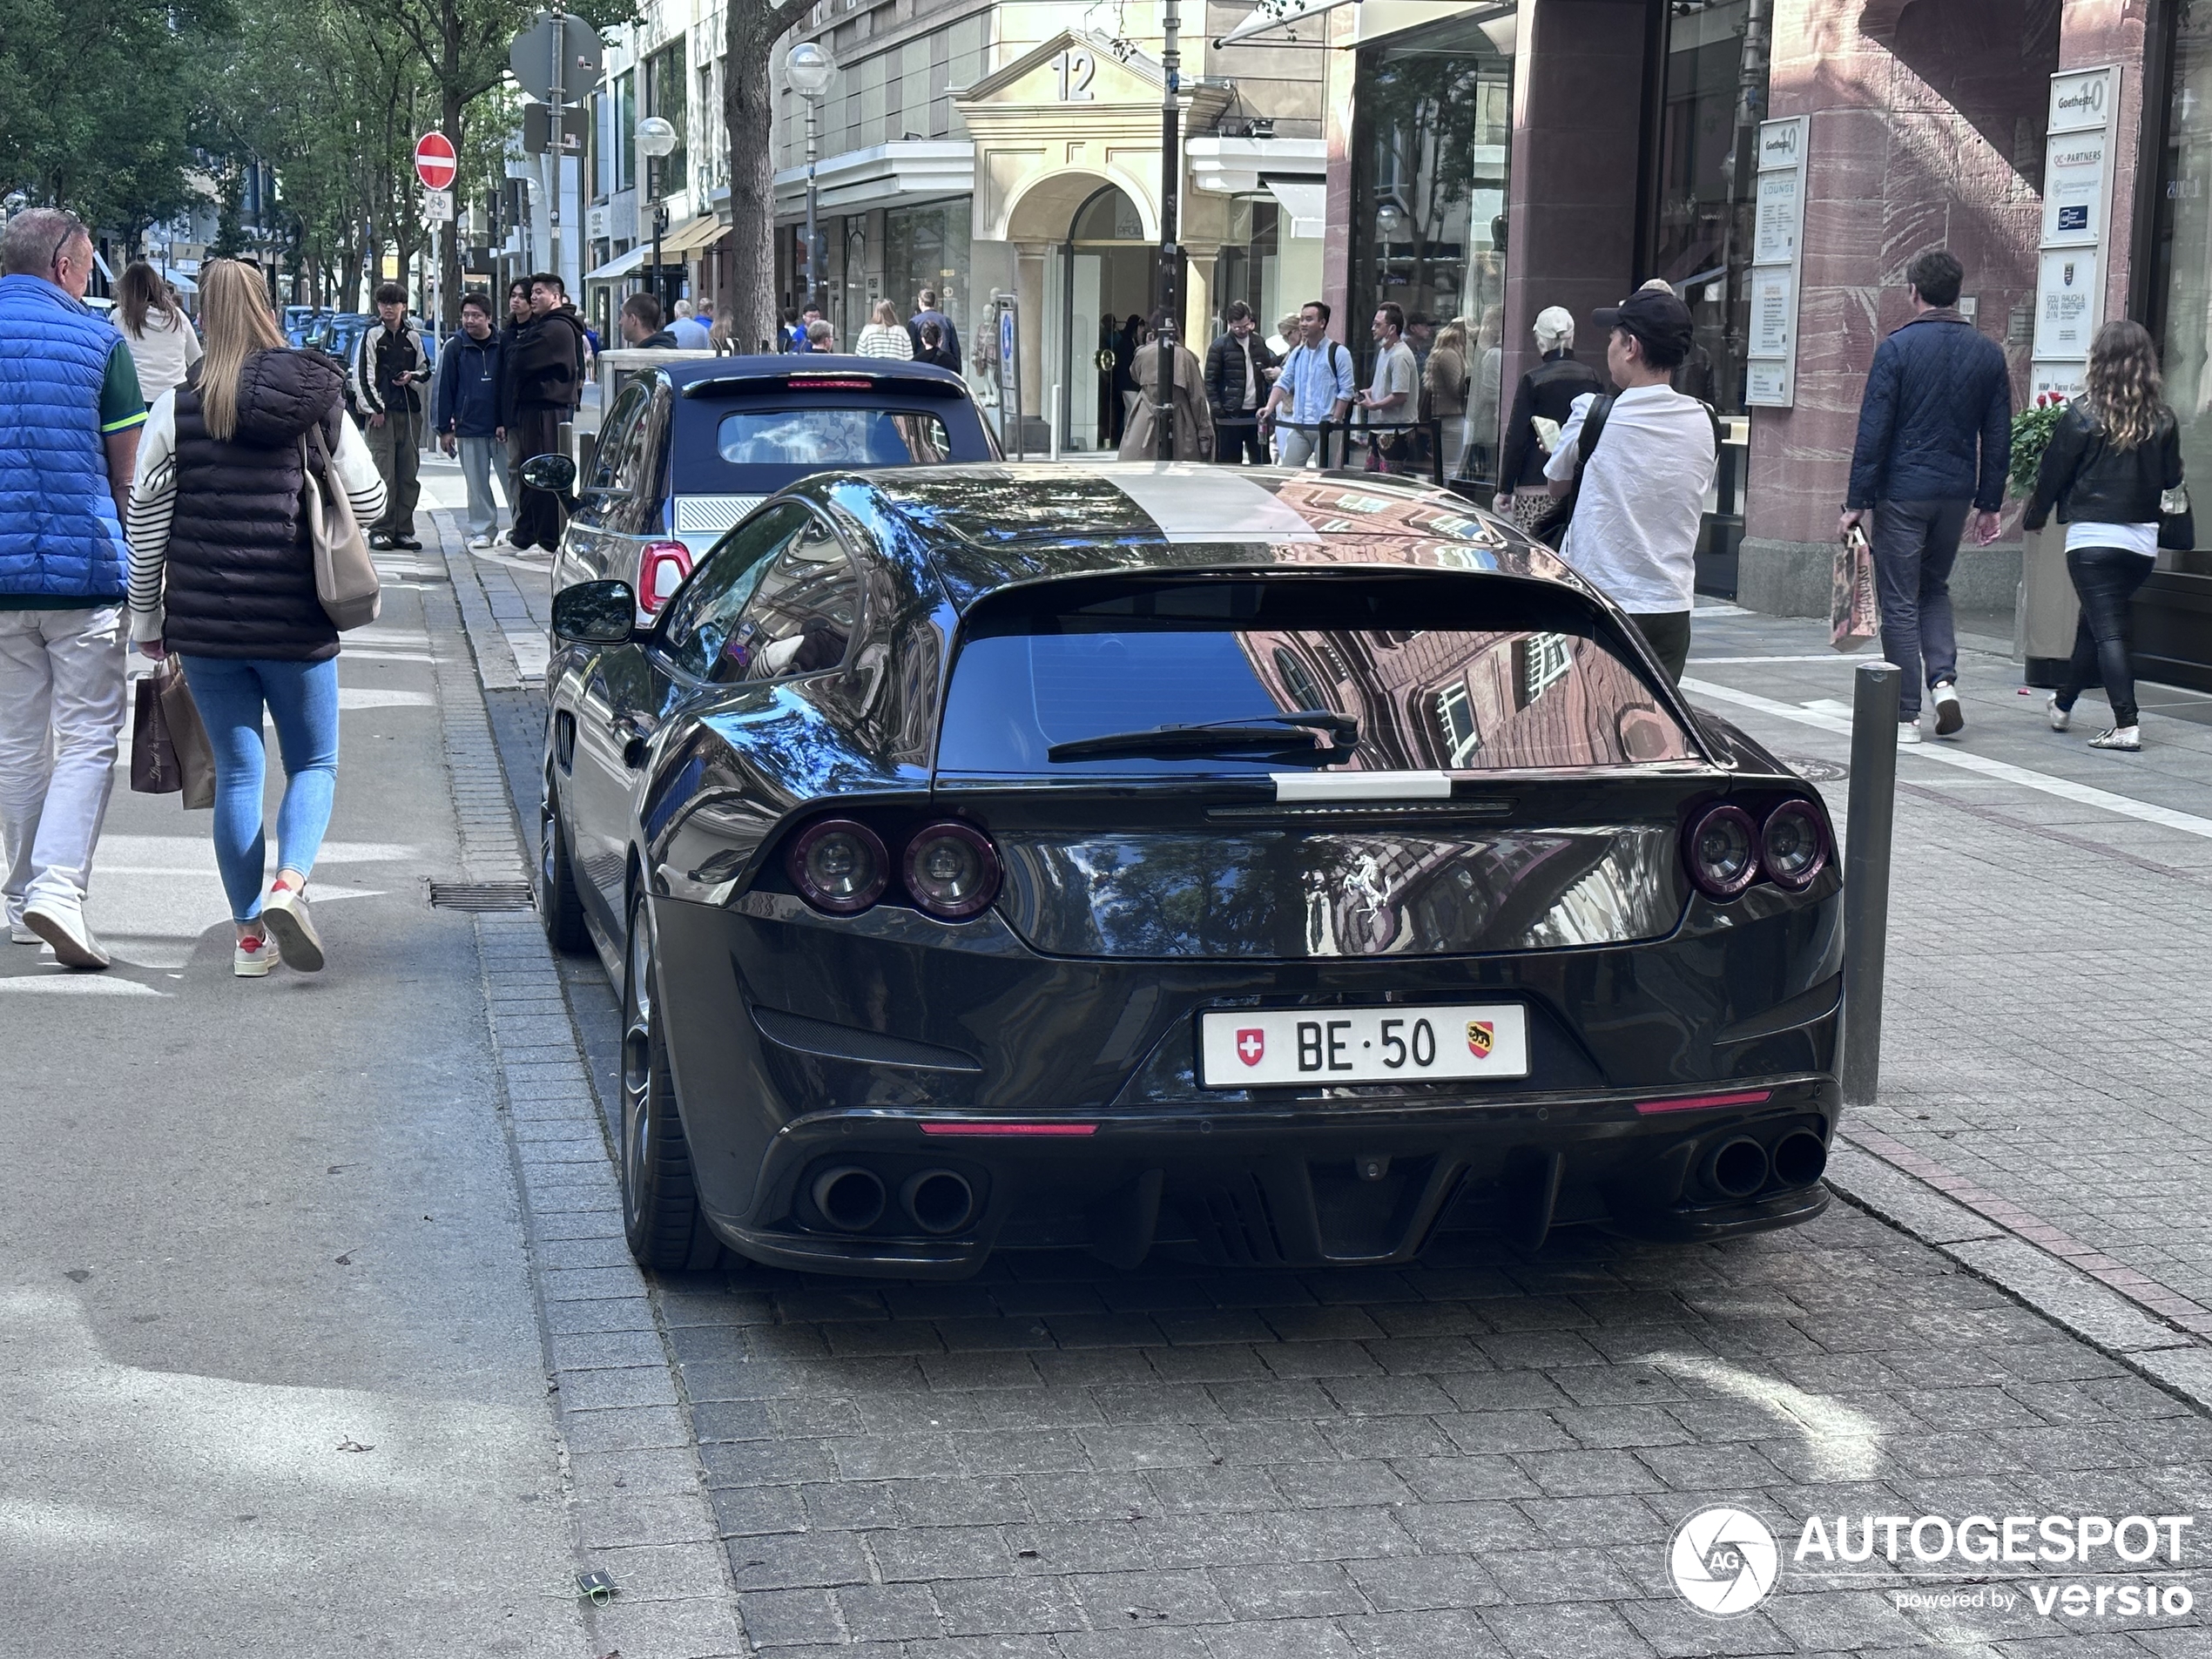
[1839,249,2012,744]
[432,291,507,549]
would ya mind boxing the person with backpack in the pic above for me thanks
[1541,287,1718,682]
[1258,301,1354,468]
[2025,320,2185,752]
[1494,306,1605,535]
[124,259,387,977]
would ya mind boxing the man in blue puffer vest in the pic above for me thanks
[0,207,146,969]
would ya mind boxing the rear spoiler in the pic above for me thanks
[682,367,971,400]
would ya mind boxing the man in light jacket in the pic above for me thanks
[0,208,145,969]
[1118,312,1214,462]
[432,290,507,549]
[350,281,428,550]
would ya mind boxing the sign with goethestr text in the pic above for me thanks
[1744,116,1808,409]
[2031,64,2121,401]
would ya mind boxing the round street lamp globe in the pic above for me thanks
[785,41,837,98]
[636,115,678,159]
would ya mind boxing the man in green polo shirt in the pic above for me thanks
[0,206,146,969]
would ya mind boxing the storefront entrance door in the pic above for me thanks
[1059,186,1154,452]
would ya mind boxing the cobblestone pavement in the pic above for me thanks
[423,485,2212,1654]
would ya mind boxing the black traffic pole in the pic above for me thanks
[1841,659,1899,1110]
[1155,0,1182,462]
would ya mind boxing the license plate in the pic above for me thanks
[1198,1004,1529,1088]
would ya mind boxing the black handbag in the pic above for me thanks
[2160,484,2195,552]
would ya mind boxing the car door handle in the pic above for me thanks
[615,715,652,770]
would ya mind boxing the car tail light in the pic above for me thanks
[903,821,1001,921]
[638,541,692,613]
[1683,803,1759,900]
[787,818,888,914]
[1760,799,1828,890]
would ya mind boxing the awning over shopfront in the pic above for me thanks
[583,244,647,283]
[771,138,976,221]
[1265,180,1326,239]
[1217,0,1507,49]
[658,213,727,257]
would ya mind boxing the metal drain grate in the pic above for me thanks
[428,880,536,912]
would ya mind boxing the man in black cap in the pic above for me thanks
[1542,286,1718,681]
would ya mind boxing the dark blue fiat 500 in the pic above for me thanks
[540,465,1841,1278]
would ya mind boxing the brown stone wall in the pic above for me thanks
[2059,0,2151,327]
[1746,0,2059,583]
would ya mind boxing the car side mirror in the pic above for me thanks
[550,579,638,644]
[521,453,577,494]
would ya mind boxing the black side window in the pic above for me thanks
[586,382,651,495]
[656,502,812,680]
[714,516,859,685]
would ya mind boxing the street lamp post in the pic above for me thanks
[637,114,678,318]
[784,42,838,325]
[1156,0,1182,462]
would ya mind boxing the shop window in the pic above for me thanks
[2154,6,2212,548]
[1349,7,1515,485]
[644,42,687,198]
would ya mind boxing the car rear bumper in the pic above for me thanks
[701,1074,1838,1278]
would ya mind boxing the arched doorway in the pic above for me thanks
[1059,185,1154,452]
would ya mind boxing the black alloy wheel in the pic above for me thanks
[537,772,590,954]
[619,896,728,1271]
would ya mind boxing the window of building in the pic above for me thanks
[1348,7,1515,485]
[2153,4,2212,537]
[614,71,637,193]
[887,198,971,367]
[644,42,688,199]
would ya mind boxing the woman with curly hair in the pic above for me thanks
[2025,319,2185,752]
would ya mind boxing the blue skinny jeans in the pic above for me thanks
[177,656,340,922]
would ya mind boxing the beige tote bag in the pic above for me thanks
[300,424,381,631]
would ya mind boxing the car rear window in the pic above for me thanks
[936,577,1696,775]
[717,407,953,467]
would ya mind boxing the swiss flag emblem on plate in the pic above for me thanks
[1236,1028,1266,1066]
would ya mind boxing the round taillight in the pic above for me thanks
[1684,803,1760,900]
[1761,799,1829,890]
[786,819,888,914]
[902,821,1001,920]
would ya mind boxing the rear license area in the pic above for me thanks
[1198,1003,1530,1088]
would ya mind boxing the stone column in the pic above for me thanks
[1015,242,1050,428]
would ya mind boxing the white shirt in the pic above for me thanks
[121,308,203,401]
[854,323,914,360]
[1544,383,1716,614]
[2066,521,2158,556]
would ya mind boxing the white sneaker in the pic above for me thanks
[23,903,109,969]
[2089,725,2141,752]
[1897,719,1923,746]
[9,914,36,944]
[233,931,275,977]
[261,883,325,973]
[1932,681,1964,738]
[2047,693,2071,732]
[469,533,492,550]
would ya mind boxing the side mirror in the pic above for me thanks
[550,579,638,644]
[521,453,577,494]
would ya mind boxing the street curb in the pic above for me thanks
[1825,1140,2212,1416]
[426,515,750,1657]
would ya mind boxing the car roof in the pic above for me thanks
[815,462,1594,611]
[668,354,971,400]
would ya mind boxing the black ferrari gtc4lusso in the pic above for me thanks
[539,463,1842,1278]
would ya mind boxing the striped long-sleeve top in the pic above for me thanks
[126,388,387,644]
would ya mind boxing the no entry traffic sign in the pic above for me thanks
[415,132,457,192]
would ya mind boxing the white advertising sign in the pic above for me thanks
[2033,247,2100,359]
[1745,359,1795,407]
[2031,64,2119,378]
[1744,117,1808,408]
[2049,65,2116,133]
[1749,267,1796,357]
[1753,172,1802,264]
[2041,129,2107,247]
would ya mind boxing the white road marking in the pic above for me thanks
[0,976,163,996]
[1683,676,2212,842]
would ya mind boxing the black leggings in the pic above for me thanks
[2058,543,2154,727]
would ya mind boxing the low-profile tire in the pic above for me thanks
[619,896,729,1271]
[537,772,590,954]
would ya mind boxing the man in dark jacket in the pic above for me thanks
[1840,249,2011,744]
[351,281,428,550]
[1204,302,1280,465]
[432,291,507,549]
[508,272,589,552]
[618,293,678,349]
[906,287,958,365]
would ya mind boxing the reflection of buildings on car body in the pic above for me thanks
[566,3,2212,681]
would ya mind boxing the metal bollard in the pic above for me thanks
[1840,660,1900,1110]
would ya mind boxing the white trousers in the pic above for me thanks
[0,605,125,923]
[456,433,508,537]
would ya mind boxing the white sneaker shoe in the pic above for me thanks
[2047,692,2071,732]
[261,883,325,973]
[8,913,36,944]
[24,903,109,969]
[2089,725,2141,752]
[1932,681,1964,738]
[469,533,492,550]
[1897,719,1923,746]
[234,931,275,977]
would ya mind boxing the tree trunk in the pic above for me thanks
[438,15,464,336]
[725,0,813,354]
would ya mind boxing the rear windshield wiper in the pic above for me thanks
[1047,710,1359,765]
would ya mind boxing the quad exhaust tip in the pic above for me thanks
[1704,1136,1770,1200]
[901,1170,977,1235]
[812,1166,887,1232]
[1770,1129,1828,1189]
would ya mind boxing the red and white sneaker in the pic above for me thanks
[262,880,325,973]
[234,931,274,977]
